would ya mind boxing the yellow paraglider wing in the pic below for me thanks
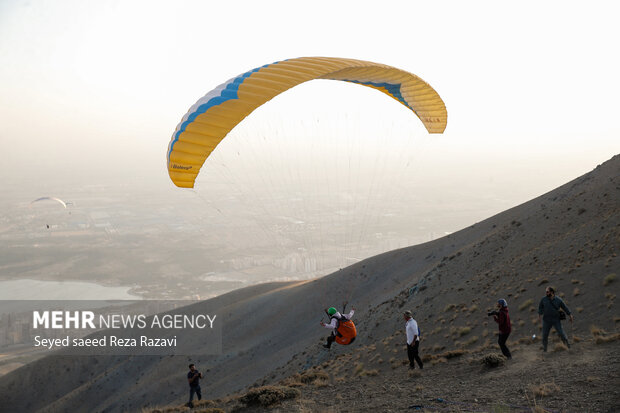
[167,57,447,188]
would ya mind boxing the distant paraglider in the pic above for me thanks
[30,197,68,208]
[167,56,447,188]
[30,197,71,229]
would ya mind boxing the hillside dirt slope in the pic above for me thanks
[160,338,620,412]
[0,155,618,413]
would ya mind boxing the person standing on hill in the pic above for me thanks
[186,363,203,408]
[492,299,512,359]
[404,310,423,369]
[538,286,573,352]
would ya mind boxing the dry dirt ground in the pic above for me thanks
[151,335,620,413]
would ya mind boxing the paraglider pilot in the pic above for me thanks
[320,303,356,349]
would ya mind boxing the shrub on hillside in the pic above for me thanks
[239,386,300,407]
[480,353,505,368]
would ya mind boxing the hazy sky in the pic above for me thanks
[1,0,619,194]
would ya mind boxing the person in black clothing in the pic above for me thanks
[187,363,203,408]
[538,286,573,352]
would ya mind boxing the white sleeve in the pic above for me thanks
[324,318,337,329]
[346,309,355,319]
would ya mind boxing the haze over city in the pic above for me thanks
[1,0,618,300]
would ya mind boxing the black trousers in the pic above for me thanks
[325,332,336,348]
[407,341,423,369]
[189,385,201,403]
[498,333,511,358]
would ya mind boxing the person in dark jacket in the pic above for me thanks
[493,299,512,359]
[186,363,203,408]
[538,286,573,352]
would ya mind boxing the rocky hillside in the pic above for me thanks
[0,155,618,413]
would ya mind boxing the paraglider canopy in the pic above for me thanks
[30,197,67,208]
[167,56,447,189]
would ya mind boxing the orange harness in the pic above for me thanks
[334,319,357,345]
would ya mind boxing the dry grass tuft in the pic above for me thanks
[300,371,329,384]
[155,400,221,413]
[442,349,468,359]
[408,369,423,378]
[519,299,533,311]
[359,369,379,377]
[431,357,448,365]
[603,273,617,286]
[531,382,560,397]
[595,333,620,344]
[465,336,479,346]
[553,342,568,352]
[458,327,472,336]
[444,303,456,312]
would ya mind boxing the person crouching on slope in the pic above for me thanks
[493,299,512,359]
[404,310,423,369]
[320,305,356,349]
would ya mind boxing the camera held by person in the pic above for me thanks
[487,310,499,317]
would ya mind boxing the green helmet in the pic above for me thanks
[327,307,337,316]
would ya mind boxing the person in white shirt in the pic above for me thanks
[404,310,423,369]
[320,306,356,349]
